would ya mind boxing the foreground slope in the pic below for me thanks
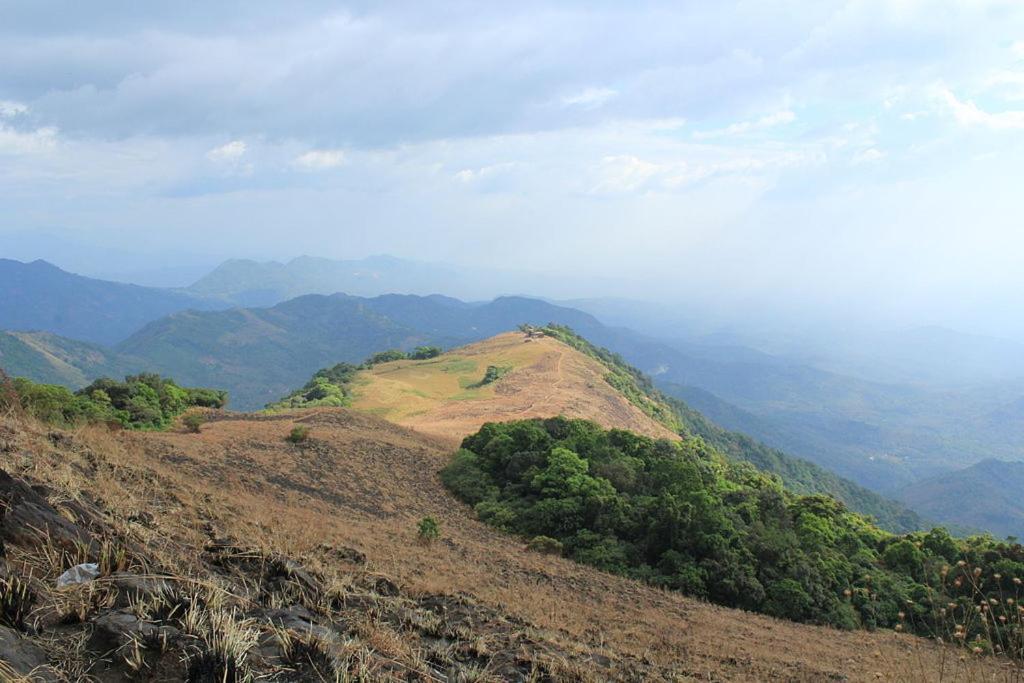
[349,331,679,442]
[0,409,1003,681]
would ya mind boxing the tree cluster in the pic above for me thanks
[442,416,1024,647]
[4,373,226,429]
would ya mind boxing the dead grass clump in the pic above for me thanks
[182,607,259,683]
[0,574,36,632]
[275,627,343,681]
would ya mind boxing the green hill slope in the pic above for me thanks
[0,331,137,388]
[538,325,924,533]
[443,416,1024,640]
[897,460,1024,540]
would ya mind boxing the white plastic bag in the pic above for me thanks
[56,562,100,587]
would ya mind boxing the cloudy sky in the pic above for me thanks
[2,1,1023,334]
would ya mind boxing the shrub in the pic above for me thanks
[478,365,511,386]
[266,363,359,410]
[6,374,225,430]
[417,516,440,544]
[526,535,563,556]
[182,412,205,433]
[409,346,442,360]
[365,350,406,366]
[286,425,310,444]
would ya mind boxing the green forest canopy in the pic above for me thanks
[1,372,226,429]
[442,416,1024,651]
[536,324,924,533]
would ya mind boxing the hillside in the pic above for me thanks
[111,294,601,410]
[0,330,137,388]
[348,332,679,442]
[0,258,222,345]
[0,408,1003,681]
[897,459,1024,540]
[279,327,923,533]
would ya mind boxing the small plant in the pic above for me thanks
[526,535,564,556]
[182,412,205,433]
[98,538,131,575]
[286,425,310,444]
[183,608,258,683]
[471,365,511,388]
[417,516,440,544]
[0,575,35,632]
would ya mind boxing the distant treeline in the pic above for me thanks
[1,371,226,429]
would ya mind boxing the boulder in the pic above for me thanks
[0,469,94,554]
[0,625,58,681]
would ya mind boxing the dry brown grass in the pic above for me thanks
[350,331,679,443]
[0,408,1020,681]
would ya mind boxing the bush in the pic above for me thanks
[477,365,511,386]
[409,346,442,360]
[182,412,205,433]
[286,425,310,444]
[417,516,440,544]
[526,535,563,556]
[7,374,225,430]
[365,350,406,366]
[266,363,359,410]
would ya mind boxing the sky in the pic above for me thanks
[1,1,1023,337]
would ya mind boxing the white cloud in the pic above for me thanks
[592,155,664,193]
[984,69,1024,101]
[453,162,516,184]
[591,148,813,194]
[852,147,885,164]
[0,124,58,155]
[560,87,618,109]
[206,140,247,163]
[693,110,796,140]
[1013,41,1024,60]
[0,101,28,118]
[292,148,346,170]
[940,88,1024,130]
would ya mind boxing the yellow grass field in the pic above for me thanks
[349,331,680,443]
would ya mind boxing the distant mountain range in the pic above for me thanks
[897,459,1024,539]
[0,258,224,345]
[184,254,621,307]
[115,293,604,409]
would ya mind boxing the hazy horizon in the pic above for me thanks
[3,1,1024,339]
